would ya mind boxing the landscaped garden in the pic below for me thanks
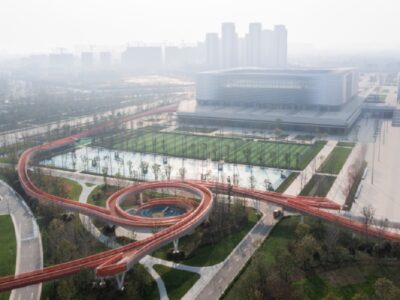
[223,216,400,300]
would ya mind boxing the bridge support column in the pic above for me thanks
[139,193,144,205]
[173,238,180,253]
[115,272,126,291]
[300,215,304,224]
[205,215,210,223]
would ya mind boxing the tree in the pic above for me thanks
[179,167,186,180]
[151,163,161,180]
[322,293,342,300]
[112,172,125,189]
[374,278,400,300]
[249,174,256,190]
[56,277,76,300]
[164,164,172,180]
[362,204,376,240]
[351,293,369,300]
[274,250,296,282]
[102,167,108,188]
[295,223,311,240]
[127,160,133,178]
[294,235,321,271]
[140,161,149,179]
[323,225,341,261]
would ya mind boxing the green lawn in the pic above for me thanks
[0,215,16,300]
[30,174,82,201]
[276,172,299,193]
[300,175,336,197]
[318,146,352,174]
[153,265,200,300]
[101,131,326,170]
[153,210,260,266]
[62,177,83,200]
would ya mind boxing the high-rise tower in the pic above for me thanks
[221,23,239,68]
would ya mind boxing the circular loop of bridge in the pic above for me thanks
[106,181,204,227]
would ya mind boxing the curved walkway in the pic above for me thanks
[0,180,43,300]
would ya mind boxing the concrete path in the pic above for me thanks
[353,120,400,222]
[285,140,337,195]
[0,180,43,300]
[192,202,277,300]
[77,182,121,249]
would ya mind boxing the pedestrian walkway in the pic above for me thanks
[353,121,400,222]
[0,180,43,300]
[192,202,277,300]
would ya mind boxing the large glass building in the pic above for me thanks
[178,68,362,133]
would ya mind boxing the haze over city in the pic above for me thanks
[1,1,400,300]
[1,0,400,55]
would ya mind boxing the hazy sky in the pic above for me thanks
[1,0,399,54]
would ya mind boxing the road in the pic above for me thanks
[0,100,169,147]
[0,180,42,300]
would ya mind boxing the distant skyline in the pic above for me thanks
[1,0,400,54]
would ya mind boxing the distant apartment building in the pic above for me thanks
[81,52,94,68]
[99,52,112,67]
[204,22,288,70]
[49,53,74,68]
[164,46,200,68]
[221,23,239,68]
[121,46,162,70]
[205,33,219,68]
[246,23,262,66]
[274,25,288,67]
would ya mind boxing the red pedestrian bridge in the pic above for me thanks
[0,104,398,293]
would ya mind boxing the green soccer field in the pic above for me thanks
[107,131,326,170]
